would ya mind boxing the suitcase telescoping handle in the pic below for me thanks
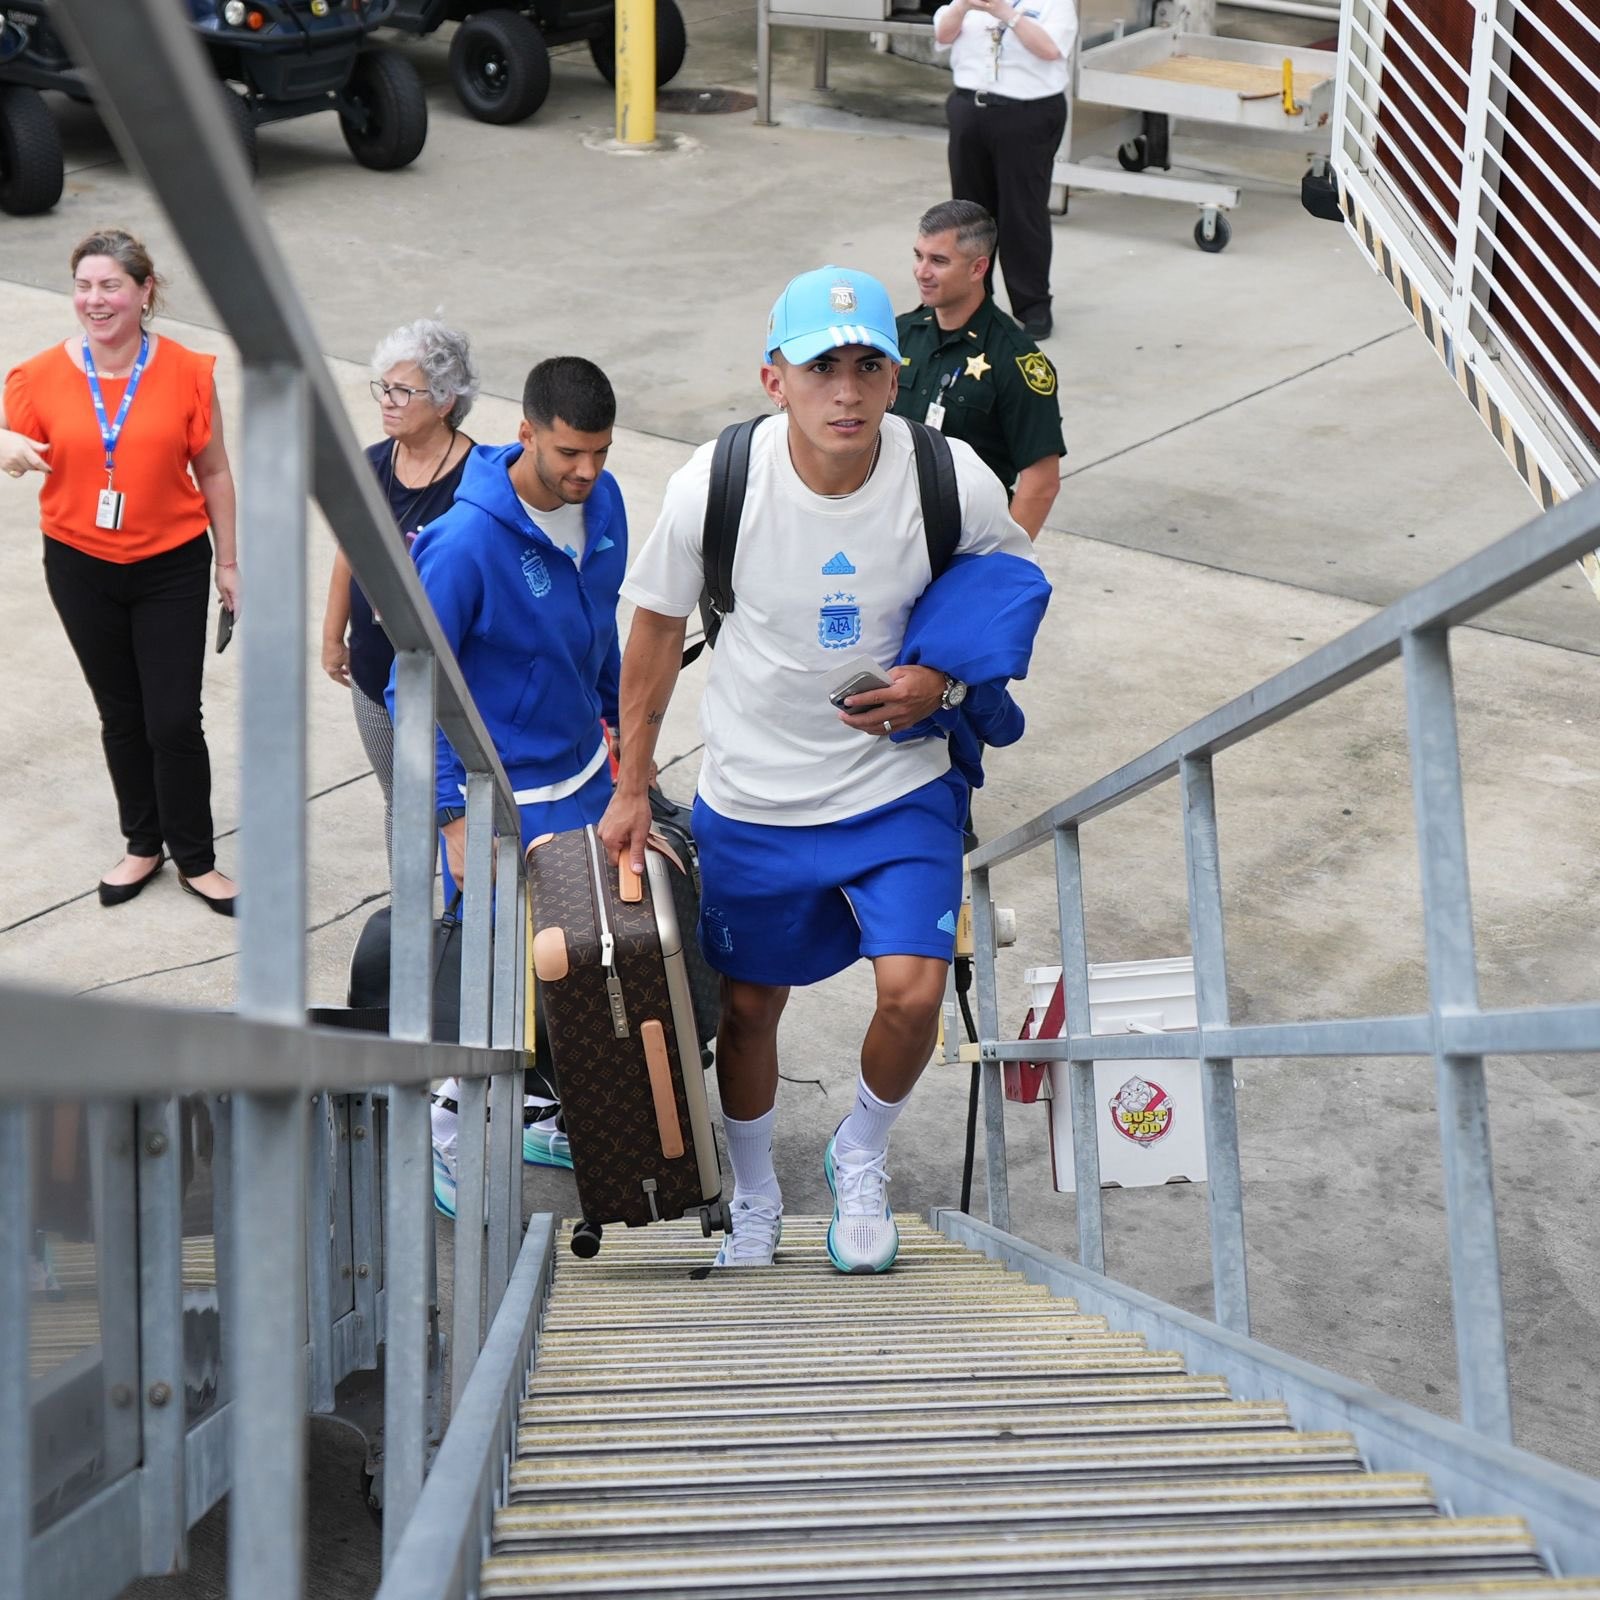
[583,826,630,1039]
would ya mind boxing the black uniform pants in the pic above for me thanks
[43,532,218,876]
[946,88,1067,321]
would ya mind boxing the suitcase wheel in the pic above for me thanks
[532,926,570,983]
[701,1198,732,1237]
[570,1220,603,1258]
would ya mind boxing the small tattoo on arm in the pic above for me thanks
[646,710,666,726]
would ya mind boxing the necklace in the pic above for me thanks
[821,432,883,499]
[386,431,459,532]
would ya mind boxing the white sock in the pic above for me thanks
[722,1108,782,1209]
[836,1076,908,1161]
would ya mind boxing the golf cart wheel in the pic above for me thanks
[0,85,64,216]
[589,0,688,88]
[340,48,428,171]
[1194,210,1231,253]
[1116,135,1148,173]
[449,9,551,125]
[220,87,258,178]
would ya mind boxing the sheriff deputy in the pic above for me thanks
[892,199,1064,539]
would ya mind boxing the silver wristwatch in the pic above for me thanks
[940,675,969,710]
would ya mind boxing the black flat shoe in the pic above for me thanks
[98,858,165,907]
[179,875,237,918]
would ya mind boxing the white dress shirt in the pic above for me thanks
[935,0,1078,99]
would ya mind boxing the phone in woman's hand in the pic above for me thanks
[216,601,235,654]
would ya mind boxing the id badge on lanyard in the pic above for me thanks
[924,368,959,431]
[84,332,149,531]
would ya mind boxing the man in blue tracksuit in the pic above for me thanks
[388,356,625,1207]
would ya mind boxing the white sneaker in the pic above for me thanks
[825,1135,898,1274]
[713,1195,783,1267]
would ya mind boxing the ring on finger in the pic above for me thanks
[883,719,893,734]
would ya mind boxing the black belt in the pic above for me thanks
[952,86,1036,107]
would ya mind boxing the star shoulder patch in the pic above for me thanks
[1016,350,1057,397]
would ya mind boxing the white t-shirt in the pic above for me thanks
[519,496,588,564]
[937,0,1078,98]
[622,413,1036,826]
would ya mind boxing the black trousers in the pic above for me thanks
[946,88,1067,320]
[43,532,218,876]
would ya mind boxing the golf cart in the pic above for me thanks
[384,0,687,124]
[0,0,427,206]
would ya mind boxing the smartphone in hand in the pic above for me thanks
[823,653,893,711]
[216,601,235,655]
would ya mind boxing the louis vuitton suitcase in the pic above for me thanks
[527,824,729,1257]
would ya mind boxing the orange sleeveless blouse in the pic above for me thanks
[3,337,216,563]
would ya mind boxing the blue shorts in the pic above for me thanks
[692,770,968,987]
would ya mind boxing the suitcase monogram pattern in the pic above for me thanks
[528,827,715,1232]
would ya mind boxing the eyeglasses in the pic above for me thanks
[370,379,429,407]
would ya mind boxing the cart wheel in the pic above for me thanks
[570,1220,603,1258]
[0,85,63,217]
[219,87,258,179]
[449,9,551,124]
[1116,135,1147,173]
[589,0,688,87]
[1142,111,1170,170]
[340,48,428,170]
[1194,210,1231,253]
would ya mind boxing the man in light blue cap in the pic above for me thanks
[602,266,1036,1274]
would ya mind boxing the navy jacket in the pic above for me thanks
[388,443,626,813]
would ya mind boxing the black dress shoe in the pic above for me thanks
[1020,309,1053,340]
[179,874,237,918]
[98,857,165,907]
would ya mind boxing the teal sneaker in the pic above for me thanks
[522,1115,573,1171]
[431,1143,457,1220]
[824,1130,898,1274]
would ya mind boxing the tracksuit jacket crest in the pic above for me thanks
[387,442,626,814]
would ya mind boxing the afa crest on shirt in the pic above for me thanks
[1016,351,1057,397]
[818,592,862,649]
[521,549,552,599]
[703,906,734,955]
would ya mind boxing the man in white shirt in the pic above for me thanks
[599,266,1035,1274]
[935,0,1080,339]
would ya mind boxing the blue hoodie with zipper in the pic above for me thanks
[387,442,626,840]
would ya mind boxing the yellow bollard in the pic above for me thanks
[615,0,656,145]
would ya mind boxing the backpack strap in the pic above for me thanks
[682,415,768,668]
[906,418,962,580]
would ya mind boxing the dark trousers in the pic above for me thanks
[43,533,218,876]
[946,88,1067,320]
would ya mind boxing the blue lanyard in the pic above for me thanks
[82,332,150,481]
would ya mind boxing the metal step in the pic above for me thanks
[485,1218,1591,1597]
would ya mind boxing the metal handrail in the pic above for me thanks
[967,479,1600,1449]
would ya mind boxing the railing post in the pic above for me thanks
[488,835,526,1319]
[0,1104,30,1600]
[1402,628,1513,1442]
[385,648,439,1564]
[1053,826,1104,1273]
[305,1092,337,1414]
[1180,754,1250,1336]
[969,870,1011,1234]
[451,771,497,1409]
[231,361,311,1600]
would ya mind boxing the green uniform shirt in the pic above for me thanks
[891,297,1065,491]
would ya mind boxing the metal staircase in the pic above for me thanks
[473,1217,1599,1599]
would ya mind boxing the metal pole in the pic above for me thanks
[1053,826,1104,1273]
[1180,755,1250,1336]
[813,30,829,91]
[384,649,438,1565]
[305,1093,337,1414]
[755,0,773,126]
[969,869,1011,1234]
[615,0,656,144]
[1402,628,1512,1442]
[487,836,525,1318]
[230,361,310,1600]
[0,1105,30,1600]
[349,1094,380,1370]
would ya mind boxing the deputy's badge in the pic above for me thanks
[830,282,857,313]
[521,549,552,600]
[1016,350,1057,396]
[310,0,329,11]
[965,351,991,381]
[818,591,862,649]
[1109,1075,1173,1146]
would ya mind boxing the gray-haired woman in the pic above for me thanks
[321,318,479,857]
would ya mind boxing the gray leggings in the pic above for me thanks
[350,684,395,864]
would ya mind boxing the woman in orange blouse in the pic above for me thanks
[1,229,241,915]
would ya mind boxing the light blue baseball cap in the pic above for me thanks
[763,265,902,366]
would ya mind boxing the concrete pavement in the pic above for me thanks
[5,4,1598,1592]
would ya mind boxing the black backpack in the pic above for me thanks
[681,414,962,667]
